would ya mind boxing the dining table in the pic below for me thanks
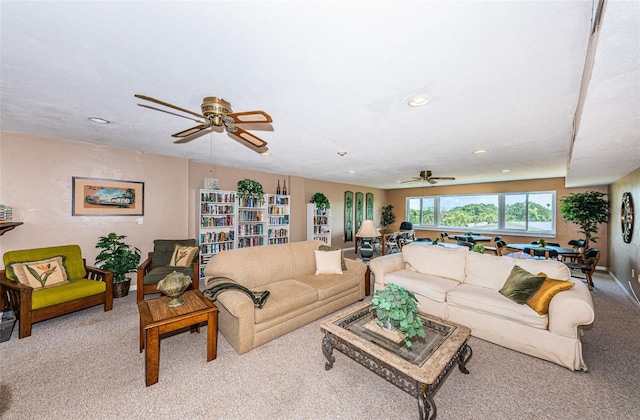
[506,243,580,258]
[449,234,492,242]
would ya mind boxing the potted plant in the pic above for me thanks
[560,191,610,249]
[380,205,396,229]
[95,232,141,298]
[472,244,485,254]
[310,192,330,210]
[371,283,426,348]
[237,178,265,205]
[537,238,546,247]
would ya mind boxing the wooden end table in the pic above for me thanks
[138,290,218,386]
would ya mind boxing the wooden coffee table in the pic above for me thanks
[138,290,218,386]
[321,301,472,420]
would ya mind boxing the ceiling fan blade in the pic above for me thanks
[226,110,273,124]
[432,177,456,181]
[226,126,268,149]
[427,179,438,185]
[171,123,212,139]
[137,104,205,124]
[135,94,204,119]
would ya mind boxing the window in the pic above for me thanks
[406,191,555,235]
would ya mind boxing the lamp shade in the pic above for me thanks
[355,220,381,238]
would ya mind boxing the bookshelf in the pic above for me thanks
[267,194,290,245]
[237,195,268,248]
[306,203,331,245]
[198,190,236,280]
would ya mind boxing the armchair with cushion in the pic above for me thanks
[0,244,113,338]
[136,239,199,303]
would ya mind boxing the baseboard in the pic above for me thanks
[608,271,640,310]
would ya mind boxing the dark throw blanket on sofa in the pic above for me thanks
[203,276,270,309]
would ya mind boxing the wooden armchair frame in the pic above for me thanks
[0,259,113,339]
[136,251,199,303]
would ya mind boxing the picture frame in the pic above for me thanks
[72,177,144,216]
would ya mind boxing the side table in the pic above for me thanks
[138,290,218,386]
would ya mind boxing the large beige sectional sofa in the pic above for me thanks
[370,243,595,371]
[203,240,367,354]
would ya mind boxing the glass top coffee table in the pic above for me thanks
[321,301,472,420]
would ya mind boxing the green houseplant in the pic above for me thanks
[310,192,330,210]
[381,204,396,228]
[95,232,141,297]
[237,178,265,204]
[371,283,426,348]
[560,191,610,249]
[472,244,485,254]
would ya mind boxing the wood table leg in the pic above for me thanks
[365,267,371,296]
[145,326,160,386]
[207,310,218,362]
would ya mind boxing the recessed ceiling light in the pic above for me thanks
[473,149,488,154]
[501,169,511,173]
[261,151,271,156]
[337,151,347,156]
[88,117,110,124]
[408,96,430,107]
[348,170,356,174]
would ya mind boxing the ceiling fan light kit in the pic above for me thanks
[134,94,272,152]
[401,170,456,185]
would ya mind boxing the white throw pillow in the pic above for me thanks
[314,249,343,275]
[402,243,468,282]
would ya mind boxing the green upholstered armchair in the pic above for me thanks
[0,244,113,339]
[136,239,199,303]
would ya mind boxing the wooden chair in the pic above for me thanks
[483,236,501,254]
[385,232,401,254]
[457,240,475,249]
[494,240,507,256]
[524,247,559,260]
[440,232,449,242]
[564,248,600,291]
[0,244,113,338]
[137,239,199,303]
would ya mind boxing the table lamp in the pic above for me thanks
[355,220,381,262]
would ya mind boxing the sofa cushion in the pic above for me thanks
[314,250,343,275]
[3,245,86,281]
[31,279,106,310]
[447,283,548,329]
[153,239,197,267]
[527,274,575,315]
[297,272,359,301]
[464,252,518,290]
[385,269,459,303]
[144,266,195,285]
[169,244,199,267]
[499,265,546,304]
[10,256,70,289]
[402,243,468,282]
[254,280,317,324]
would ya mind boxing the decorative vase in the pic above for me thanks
[157,271,192,307]
[112,278,131,298]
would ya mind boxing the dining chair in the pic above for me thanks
[494,240,507,256]
[457,240,474,249]
[385,232,401,254]
[483,236,501,254]
[524,247,558,260]
[563,248,599,291]
[440,232,449,242]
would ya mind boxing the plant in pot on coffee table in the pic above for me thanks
[371,283,426,347]
[95,232,141,298]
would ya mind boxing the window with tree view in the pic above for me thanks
[407,191,555,234]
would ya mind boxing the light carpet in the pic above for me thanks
[0,270,638,419]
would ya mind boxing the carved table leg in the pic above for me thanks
[322,334,335,370]
[418,389,437,420]
[457,343,473,374]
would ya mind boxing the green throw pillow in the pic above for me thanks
[499,265,546,304]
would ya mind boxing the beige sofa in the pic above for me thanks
[203,240,367,354]
[370,243,595,371]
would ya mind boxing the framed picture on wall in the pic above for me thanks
[72,177,144,216]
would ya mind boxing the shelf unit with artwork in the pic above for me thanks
[198,190,236,280]
[267,194,290,245]
[307,203,331,245]
[237,195,268,249]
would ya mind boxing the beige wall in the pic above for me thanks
[385,177,610,267]
[608,167,640,302]
[0,132,189,268]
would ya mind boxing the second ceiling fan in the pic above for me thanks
[135,94,273,152]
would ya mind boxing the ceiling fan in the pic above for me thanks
[134,94,272,152]
[400,170,456,185]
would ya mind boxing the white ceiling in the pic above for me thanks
[1,1,638,190]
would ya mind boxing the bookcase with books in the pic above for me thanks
[306,203,331,245]
[237,195,268,249]
[267,194,290,245]
[198,190,236,280]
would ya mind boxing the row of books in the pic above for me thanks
[0,205,12,222]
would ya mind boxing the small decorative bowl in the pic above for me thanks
[157,271,192,307]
